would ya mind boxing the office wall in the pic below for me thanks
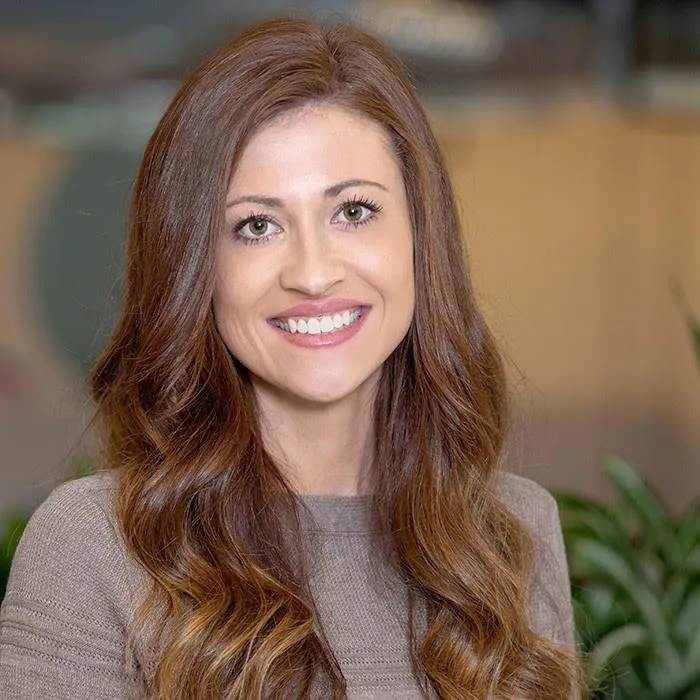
[435,102,700,511]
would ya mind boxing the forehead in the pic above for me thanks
[227,103,402,195]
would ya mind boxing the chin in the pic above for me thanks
[287,385,365,406]
[279,372,378,407]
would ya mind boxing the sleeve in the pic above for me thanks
[0,479,139,700]
[496,473,576,650]
[524,485,576,650]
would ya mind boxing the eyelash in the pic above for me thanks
[233,213,276,246]
[232,196,383,246]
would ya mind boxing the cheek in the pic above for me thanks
[211,287,234,350]
[212,283,255,366]
[212,265,247,340]
[378,229,415,306]
[396,238,416,324]
[212,251,255,323]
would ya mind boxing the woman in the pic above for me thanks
[0,16,580,700]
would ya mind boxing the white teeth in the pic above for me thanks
[276,308,364,336]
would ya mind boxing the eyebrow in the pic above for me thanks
[225,178,388,208]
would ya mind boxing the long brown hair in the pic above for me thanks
[91,16,579,699]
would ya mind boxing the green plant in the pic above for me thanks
[671,280,700,372]
[557,457,700,699]
[687,310,700,371]
[0,511,29,601]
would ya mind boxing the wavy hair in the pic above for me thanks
[91,16,579,699]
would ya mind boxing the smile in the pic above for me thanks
[272,308,364,335]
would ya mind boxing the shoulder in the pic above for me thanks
[493,471,560,537]
[28,469,118,520]
[13,471,125,570]
[2,470,144,628]
[491,471,567,589]
[0,471,146,698]
[492,471,575,648]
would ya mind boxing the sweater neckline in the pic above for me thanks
[297,493,375,534]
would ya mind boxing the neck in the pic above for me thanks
[253,381,376,496]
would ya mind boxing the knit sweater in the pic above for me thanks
[0,471,575,699]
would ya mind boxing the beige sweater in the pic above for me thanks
[0,471,575,699]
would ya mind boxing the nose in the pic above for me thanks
[279,227,345,296]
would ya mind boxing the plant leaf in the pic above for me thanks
[643,649,687,697]
[635,548,666,595]
[614,661,657,700]
[605,457,669,535]
[683,619,700,685]
[686,309,700,371]
[680,684,700,700]
[569,539,668,640]
[686,550,700,577]
[587,623,648,681]
[0,512,28,600]
[569,538,686,684]
[678,500,700,556]
[572,587,636,651]
[662,572,691,621]
[605,456,684,570]
[558,497,632,558]
[0,513,27,563]
[670,278,700,373]
[676,585,700,644]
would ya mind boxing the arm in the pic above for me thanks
[495,472,576,649]
[496,473,582,698]
[0,476,141,700]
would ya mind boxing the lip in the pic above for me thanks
[269,307,370,348]
[271,298,370,320]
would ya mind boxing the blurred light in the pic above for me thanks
[357,0,503,62]
[633,68,700,113]
[19,80,175,150]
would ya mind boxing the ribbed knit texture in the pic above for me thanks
[0,471,575,699]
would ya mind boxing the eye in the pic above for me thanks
[340,203,364,222]
[234,214,282,243]
[333,197,382,227]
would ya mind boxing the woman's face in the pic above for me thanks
[214,103,415,407]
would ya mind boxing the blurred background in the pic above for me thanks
[1,0,699,516]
